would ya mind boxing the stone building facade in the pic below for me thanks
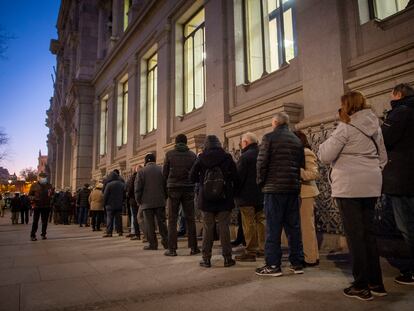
[47,0,414,234]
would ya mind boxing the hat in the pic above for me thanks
[96,182,104,189]
[84,183,90,188]
[145,153,156,164]
[39,172,47,178]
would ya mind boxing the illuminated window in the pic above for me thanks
[99,98,108,156]
[359,0,410,23]
[117,79,128,147]
[146,53,157,132]
[124,0,131,31]
[242,0,296,83]
[184,9,206,114]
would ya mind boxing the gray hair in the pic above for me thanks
[242,132,258,144]
[272,112,289,125]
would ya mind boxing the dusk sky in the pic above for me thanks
[0,0,60,176]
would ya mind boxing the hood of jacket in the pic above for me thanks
[349,109,380,136]
[199,148,228,168]
[391,95,414,109]
[175,142,189,152]
[106,171,120,183]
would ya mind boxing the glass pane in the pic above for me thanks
[123,0,130,31]
[154,68,158,130]
[247,0,264,82]
[116,94,123,147]
[268,18,279,72]
[374,0,398,19]
[123,91,128,145]
[283,8,295,62]
[147,71,154,132]
[397,0,409,10]
[148,53,157,71]
[184,37,194,113]
[99,101,106,155]
[194,28,204,109]
[267,0,277,14]
[184,9,205,37]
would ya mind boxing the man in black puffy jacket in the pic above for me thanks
[163,134,200,256]
[382,83,414,285]
[77,184,91,227]
[256,112,305,277]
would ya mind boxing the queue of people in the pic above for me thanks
[5,83,412,302]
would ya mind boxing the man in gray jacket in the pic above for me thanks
[135,153,168,250]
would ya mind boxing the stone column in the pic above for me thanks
[54,131,63,189]
[61,131,72,190]
[204,0,229,141]
[126,56,138,167]
[111,0,123,46]
[97,7,105,60]
[106,83,117,166]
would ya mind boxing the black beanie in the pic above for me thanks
[145,153,156,164]
[175,134,187,145]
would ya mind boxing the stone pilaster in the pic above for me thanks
[126,56,139,168]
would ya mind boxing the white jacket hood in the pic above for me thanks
[349,109,380,137]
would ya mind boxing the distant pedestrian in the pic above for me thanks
[103,170,125,237]
[256,112,305,277]
[163,134,200,256]
[89,182,105,231]
[29,172,53,241]
[59,189,72,225]
[190,135,239,268]
[51,190,61,225]
[294,130,320,267]
[10,192,21,225]
[319,91,388,300]
[77,184,91,227]
[0,194,5,217]
[135,153,168,250]
[382,83,414,286]
[234,132,265,262]
[20,194,31,224]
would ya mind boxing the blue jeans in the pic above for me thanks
[78,207,88,225]
[106,210,122,234]
[264,193,303,267]
[391,196,414,274]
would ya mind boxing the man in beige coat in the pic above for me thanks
[89,183,104,231]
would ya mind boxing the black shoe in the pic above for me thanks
[143,245,158,250]
[177,231,186,237]
[164,250,177,256]
[303,260,319,267]
[161,240,168,250]
[31,236,37,241]
[343,286,373,301]
[118,232,123,237]
[230,240,242,247]
[395,273,414,285]
[92,228,96,232]
[125,233,134,238]
[289,265,304,274]
[190,248,201,255]
[256,251,265,258]
[199,258,211,268]
[79,225,83,227]
[369,284,388,297]
[41,235,47,240]
[224,257,236,267]
[255,265,283,277]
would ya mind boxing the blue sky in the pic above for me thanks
[0,0,60,175]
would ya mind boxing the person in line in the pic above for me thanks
[163,134,200,256]
[29,172,53,241]
[294,130,320,267]
[10,192,21,225]
[20,194,31,224]
[0,194,5,217]
[89,182,105,231]
[126,166,141,240]
[319,91,388,301]
[103,170,125,237]
[77,184,91,227]
[135,153,168,250]
[231,211,246,247]
[381,83,414,285]
[234,132,265,262]
[190,135,238,268]
[51,190,61,224]
[60,189,72,225]
[256,112,305,277]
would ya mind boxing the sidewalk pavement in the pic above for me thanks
[0,209,413,311]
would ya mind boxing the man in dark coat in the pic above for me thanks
[382,83,414,285]
[103,170,125,237]
[29,172,53,241]
[163,134,200,256]
[77,183,91,227]
[256,112,305,276]
[135,153,168,250]
[190,135,239,268]
[10,192,21,225]
[126,166,141,240]
[20,194,30,224]
[235,132,265,262]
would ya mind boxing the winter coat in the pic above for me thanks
[318,109,387,198]
[126,172,138,208]
[29,182,52,209]
[300,148,320,199]
[19,195,31,211]
[235,143,263,208]
[59,192,72,211]
[10,197,21,212]
[163,143,197,190]
[89,189,104,211]
[382,95,414,196]
[77,187,91,209]
[257,124,305,194]
[103,172,126,211]
[134,162,167,210]
[190,147,239,213]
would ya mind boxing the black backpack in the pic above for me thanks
[203,166,226,201]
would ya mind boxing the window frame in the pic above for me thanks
[99,97,108,156]
[146,52,158,133]
[121,80,128,146]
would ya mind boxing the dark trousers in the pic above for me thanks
[202,211,232,259]
[20,209,29,224]
[143,207,168,248]
[31,208,50,237]
[91,211,104,230]
[130,203,140,235]
[337,197,384,289]
[264,194,303,267]
[167,190,198,251]
[78,207,89,225]
[106,210,122,234]
[61,210,69,224]
[391,195,414,274]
